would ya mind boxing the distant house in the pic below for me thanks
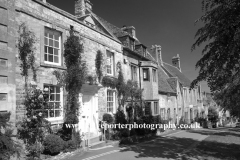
[150,48,204,124]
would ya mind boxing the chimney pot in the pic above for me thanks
[150,45,162,66]
[122,26,136,38]
[75,0,85,18]
[86,0,93,11]
[172,54,181,72]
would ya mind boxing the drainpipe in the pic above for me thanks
[138,61,142,109]
[138,61,142,89]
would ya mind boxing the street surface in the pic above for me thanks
[64,127,240,160]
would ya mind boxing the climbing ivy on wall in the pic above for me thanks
[95,50,104,83]
[17,22,37,93]
[54,29,87,124]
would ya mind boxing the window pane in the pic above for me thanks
[50,110,54,117]
[44,32,48,37]
[56,87,60,93]
[54,41,59,48]
[54,49,58,55]
[44,54,48,61]
[45,46,48,53]
[48,47,53,54]
[55,110,61,117]
[50,94,54,101]
[54,56,59,63]
[49,54,53,62]
[50,86,54,93]
[49,102,54,108]
[49,39,53,47]
[44,38,48,45]
[56,94,60,101]
[55,102,60,109]
[54,34,59,40]
[49,33,53,39]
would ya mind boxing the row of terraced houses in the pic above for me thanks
[0,0,207,141]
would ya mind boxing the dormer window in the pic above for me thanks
[83,16,96,29]
[129,38,135,51]
[85,21,95,28]
[143,47,146,57]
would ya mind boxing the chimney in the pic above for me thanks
[85,0,93,11]
[41,0,46,3]
[150,45,162,66]
[75,0,85,18]
[172,54,181,71]
[122,26,136,38]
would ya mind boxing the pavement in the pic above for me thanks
[59,127,240,160]
[64,129,210,160]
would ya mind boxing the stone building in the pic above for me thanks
[95,18,160,116]
[150,46,203,124]
[0,0,205,146]
[0,0,123,141]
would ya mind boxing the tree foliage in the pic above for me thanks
[191,0,240,116]
[17,88,51,159]
[54,29,87,124]
[95,50,104,83]
[17,22,37,91]
[0,113,21,160]
[208,106,219,123]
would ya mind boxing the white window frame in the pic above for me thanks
[154,102,158,115]
[44,84,63,121]
[106,50,114,76]
[152,69,157,82]
[160,108,165,119]
[131,65,137,81]
[143,68,149,81]
[107,90,115,113]
[44,28,61,66]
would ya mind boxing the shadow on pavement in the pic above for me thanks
[187,129,240,138]
[118,132,240,160]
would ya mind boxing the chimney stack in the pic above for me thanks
[122,26,136,38]
[85,0,93,11]
[75,0,86,18]
[150,45,162,66]
[172,54,181,72]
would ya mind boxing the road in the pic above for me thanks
[65,129,210,160]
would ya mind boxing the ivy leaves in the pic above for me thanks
[17,23,37,83]
[95,50,104,83]
[63,29,87,124]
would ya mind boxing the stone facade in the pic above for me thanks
[0,0,123,139]
[0,0,17,123]
[0,0,207,134]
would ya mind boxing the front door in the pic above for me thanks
[81,95,98,137]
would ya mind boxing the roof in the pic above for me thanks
[158,67,176,93]
[162,62,192,87]
[167,77,178,92]
[93,14,130,38]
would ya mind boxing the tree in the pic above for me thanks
[208,106,219,123]
[191,0,240,116]
[17,23,37,93]
[54,29,87,125]
[0,112,21,160]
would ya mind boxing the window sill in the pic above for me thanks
[40,62,66,70]
[46,117,64,124]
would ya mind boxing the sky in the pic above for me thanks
[47,0,210,92]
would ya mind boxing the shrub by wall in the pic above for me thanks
[43,134,64,155]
